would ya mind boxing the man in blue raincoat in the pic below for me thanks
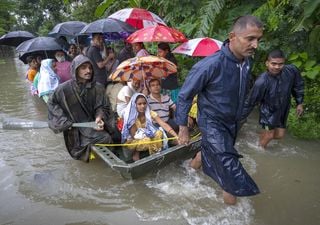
[242,49,304,148]
[176,15,263,205]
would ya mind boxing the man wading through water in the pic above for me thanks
[176,15,264,205]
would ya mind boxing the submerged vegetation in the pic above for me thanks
[1,0,319,138]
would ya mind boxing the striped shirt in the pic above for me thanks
[147,94,175,122]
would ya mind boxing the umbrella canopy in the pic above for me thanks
[16,36,62,53]
[172,37,222,57]
[110,56,177,82]
[48,21,87,38]
[80,18,136,39]
[0,31,35,47]
[16,37,63,64]
[108,7,166,29]
[126,25,187,43]
[18,50,58,64]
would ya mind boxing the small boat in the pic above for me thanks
[91,136,201,179]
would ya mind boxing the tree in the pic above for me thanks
[0,0,16,35]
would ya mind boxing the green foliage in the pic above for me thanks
[288,52,320,80]
[95,0,115,17]
[288,109,320,139]
[0,0,16,35]
[196,0,225,37]
[69,0,102,22]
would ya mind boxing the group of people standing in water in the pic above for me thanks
[24,14,305,206]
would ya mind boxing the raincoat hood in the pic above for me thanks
[71,54,94,82]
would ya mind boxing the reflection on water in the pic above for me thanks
[0,57,319,225]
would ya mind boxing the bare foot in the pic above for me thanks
[190,151,201,169]
[132,151,140,161]
[223,190,237,205]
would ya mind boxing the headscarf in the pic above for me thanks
[37,59,60,97]
[121,93,158,143]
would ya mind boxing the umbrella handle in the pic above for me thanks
[141,69,150,95]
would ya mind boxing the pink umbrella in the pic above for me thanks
[108,8,166,29]
[172,37,223,57]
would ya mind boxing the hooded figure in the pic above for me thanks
[47,55,114,162]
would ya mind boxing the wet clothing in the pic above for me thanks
[55,61,71,83]
[242,65,304,128]
[48,55,113,162]
[176,42,260,196]
[117,46,134,64]
[26,68,38,82]
[161,52,178,90]
[86,45,107,86]
[37,59,60,101]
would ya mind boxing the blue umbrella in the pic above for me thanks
[80,18,136,39]
[48,21,87,38]
[0,31,35,47]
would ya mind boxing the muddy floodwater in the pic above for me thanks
[0,57,319,225]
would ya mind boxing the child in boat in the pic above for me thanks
[121,93,178,161]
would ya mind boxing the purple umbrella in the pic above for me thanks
[80,18,136,40]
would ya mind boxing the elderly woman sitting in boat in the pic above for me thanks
[122,93,178,161]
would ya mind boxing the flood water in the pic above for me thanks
[0,57,319,225]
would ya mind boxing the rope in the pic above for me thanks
[94,132,201,147]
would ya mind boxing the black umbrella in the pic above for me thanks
[18,50,58,64]
[16,36,62,53]
[16,37,63,64]
[80,18,136,36]
[0,31,35,47]
[48,21,87,38]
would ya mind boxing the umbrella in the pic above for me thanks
[0,31,35,47]
[126,25,187,43]
[110,56,177,82]
[172,37,222,57]
[18,50,58,64]
[108,7,166,29]
[16,37,63,64]
[80,18,136,39]
[48,21,87,38]
[16,36,63,53]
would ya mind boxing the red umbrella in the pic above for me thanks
[172,37,222,57]
[108,8,166,29]
[126,25,187,43]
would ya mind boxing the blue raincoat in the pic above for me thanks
[176,42,260,196]
[242,65,304,127]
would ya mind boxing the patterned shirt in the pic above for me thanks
[147,94,175,122]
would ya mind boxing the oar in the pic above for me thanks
[1,118,99,130]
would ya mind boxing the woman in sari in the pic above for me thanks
[122,93,178,161]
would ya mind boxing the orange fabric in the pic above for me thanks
[27,68,38,82]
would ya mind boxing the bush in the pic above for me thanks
[288,109,320,139]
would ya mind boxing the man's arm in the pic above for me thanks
[241,75,267,120]
[290,65,304,106]
[176,58,216,144]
